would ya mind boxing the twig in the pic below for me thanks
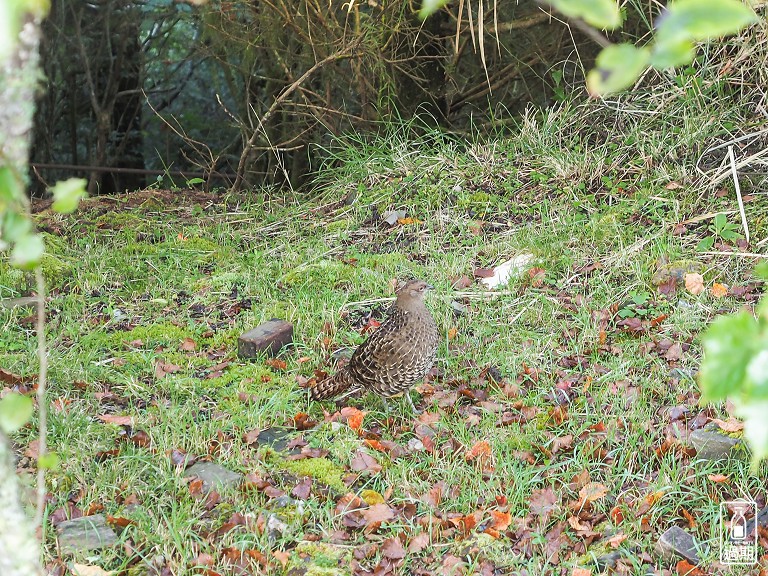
[33,268,48,528]
[701,251,768,259]
[728,145,750,244]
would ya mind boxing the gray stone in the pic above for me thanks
[183,461,243,492]
[238,319,293,358]
[56,514,118,553]
[656,526,705,564]
[690,428,744,461]
[256,427,301,454]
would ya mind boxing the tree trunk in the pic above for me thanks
[0,13,48,576]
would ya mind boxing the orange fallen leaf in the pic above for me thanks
[488,510,511,531]
[397,217,422,225]
[447,327,458,340]
[465,440,492,461]
[675,559,705,576]
[711,283,728,298]
[707,473,729,483]
[265,358,287,371]
[341,406,365,431]
[572,569,592,576]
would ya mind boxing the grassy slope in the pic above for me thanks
[2,86,767,574]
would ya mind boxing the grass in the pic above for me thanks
[3,65,768,574]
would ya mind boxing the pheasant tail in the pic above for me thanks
[309,367,358,400]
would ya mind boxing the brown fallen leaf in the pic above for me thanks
[155,360,181,379]
[606,533,627,548]
[381,536,406,559]
[408,532,430,553]
[97,414,133,426]
[579,482,609,504]
[350,450,381,474]
[684,273,705,295]
[180,337,197,351]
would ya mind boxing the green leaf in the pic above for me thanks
[10,233,45,269]
[50,178,87,214]
[0,393,34,433]
[755,261,768,281]
[1,210,32,242]
[418,0,449,19]
[698,310,759,402]
[0,166,23,203]
[546,0,621,29]
[713,212,727,230]
[650,37,696,69]
[732,399,768,469]
[587,44,650,96]
[38,452,60,470]
[696,236,715,252]
[656,0,758,43]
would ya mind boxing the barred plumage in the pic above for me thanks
[310,279,439,410]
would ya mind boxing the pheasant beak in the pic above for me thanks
[425,284,435,290]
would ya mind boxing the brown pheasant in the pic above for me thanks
[310,279,439,411]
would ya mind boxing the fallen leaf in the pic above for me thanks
[71,564,115,576]
[362,503,395,526]
[707,473,729,483]
[528,267,546,288]
[488,510,511,531]
[381,536,406,559]
[408,532,430,553]
[292,477,312,500]
[606,533,627,548]
[465,440,492,461]
[530,487,558,517]
[154,360,181,379]
[684,273,705,295]
[97,414,133,426]
[711,417,743,432]
[340,406,365,431]
[711,283,728,298]
[397,217,422,225]
[180,338,197,351]
[447,327,458,340]
[422,481,445,507]
[265,358,287,371]
[579,482,609,503]
[350,450,381,474]
[572,569,592,576]
[675,559,705,576]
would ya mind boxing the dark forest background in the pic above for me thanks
[29,0,660,195]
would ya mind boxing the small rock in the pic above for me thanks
[183,461,243,492]
[656,526,705,564]
[450,301,467,316]
[256,427,298,453]
[56,514,118,553]
[238,319,293,358]
[266,513,289,542]
[268,495,305,514]
[690,428,744,461]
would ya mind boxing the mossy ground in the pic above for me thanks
[1,96,767,574]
